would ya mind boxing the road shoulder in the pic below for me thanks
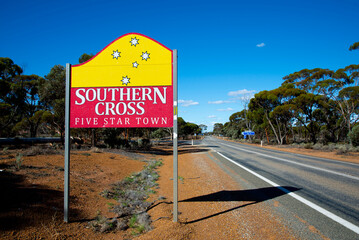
[138,145,299,239]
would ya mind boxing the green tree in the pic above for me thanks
[13,110,50,137]
[348,125,359,146]
[182,122,200,136]
[177,117,186,137]
[314,67,358,137]
[349,42,359,51]
[283,68,334,94]
[39,65,66,140]
[77,53,96,145]
[79,53,94,64]
[223,111,247,139]
[249,89,285,144]
[344,64,359,86]
[0,57,23,136]
[12,74,47,137]
[151,128,169,139]
[198,124,207,133]
[213,123,224,135]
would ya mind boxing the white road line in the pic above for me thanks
[219,142,359,181]
[216,151,359,235]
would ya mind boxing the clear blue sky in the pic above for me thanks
[1,0,358,131]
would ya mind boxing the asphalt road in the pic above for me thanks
[200,136,359,239]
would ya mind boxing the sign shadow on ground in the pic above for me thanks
[180,186,300,224]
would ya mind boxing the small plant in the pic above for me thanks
[2,147,9,154]
[337,145,349,155]
[23,145,59,156]
[128,215,137,228]
[304,143,313,149]
[55,166,64,171]
[95,159,158,235]
[148,189,157,194]
[15,153,24,170]
[125,176,134,183]
[107,202,114,209]
[91,147,103,153]
[129,215,147,236]
[312,143,322,150]
[135,224,146,234]
[42,212,62,239]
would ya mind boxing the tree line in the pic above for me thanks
[0,54,204,143]
[213,42,359,146]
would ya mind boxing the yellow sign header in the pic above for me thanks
[71,33,173,88]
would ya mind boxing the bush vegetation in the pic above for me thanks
[89,159,162,234]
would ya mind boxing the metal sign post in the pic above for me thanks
[173,49,178,222]
[64,63,71,223]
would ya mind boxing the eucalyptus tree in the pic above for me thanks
[349,42,359,51]
[79,53,94,63]
[213,123,224,136]
[198,124,207,133]
[249,87,293,145]
[12,74,48,137]
[222,110,247,139]
[39,65,66,140]
[314,67,359,135]
[0,57,23,136]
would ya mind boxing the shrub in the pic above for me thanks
[91,147,103,153]
[2,147,9,154]
[15,153,23,170]
[312,143,324,150]
[349,146,359,152]
[321,145,330,151]
[304,143,313,149]
[23,146,59,156]
[137,138,151,150]
[348,125,359,147]
[337,145,349,155]
[327,143,337,151]
[253,139,261,144]
[150,128,167,139]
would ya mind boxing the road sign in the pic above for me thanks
[70,33,173,128]
[64,33,179,223]
[242,131,255,135]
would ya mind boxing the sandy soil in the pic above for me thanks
[0,142,357,239]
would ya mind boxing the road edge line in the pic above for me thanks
[216,151,359,235]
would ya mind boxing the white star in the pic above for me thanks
[112,50,121,59]
[141,51,150,61]
[130,37,139,46]
[121,76,130,85]
[132,61,139,68]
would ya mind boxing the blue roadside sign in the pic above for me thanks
[242,131,255,135]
